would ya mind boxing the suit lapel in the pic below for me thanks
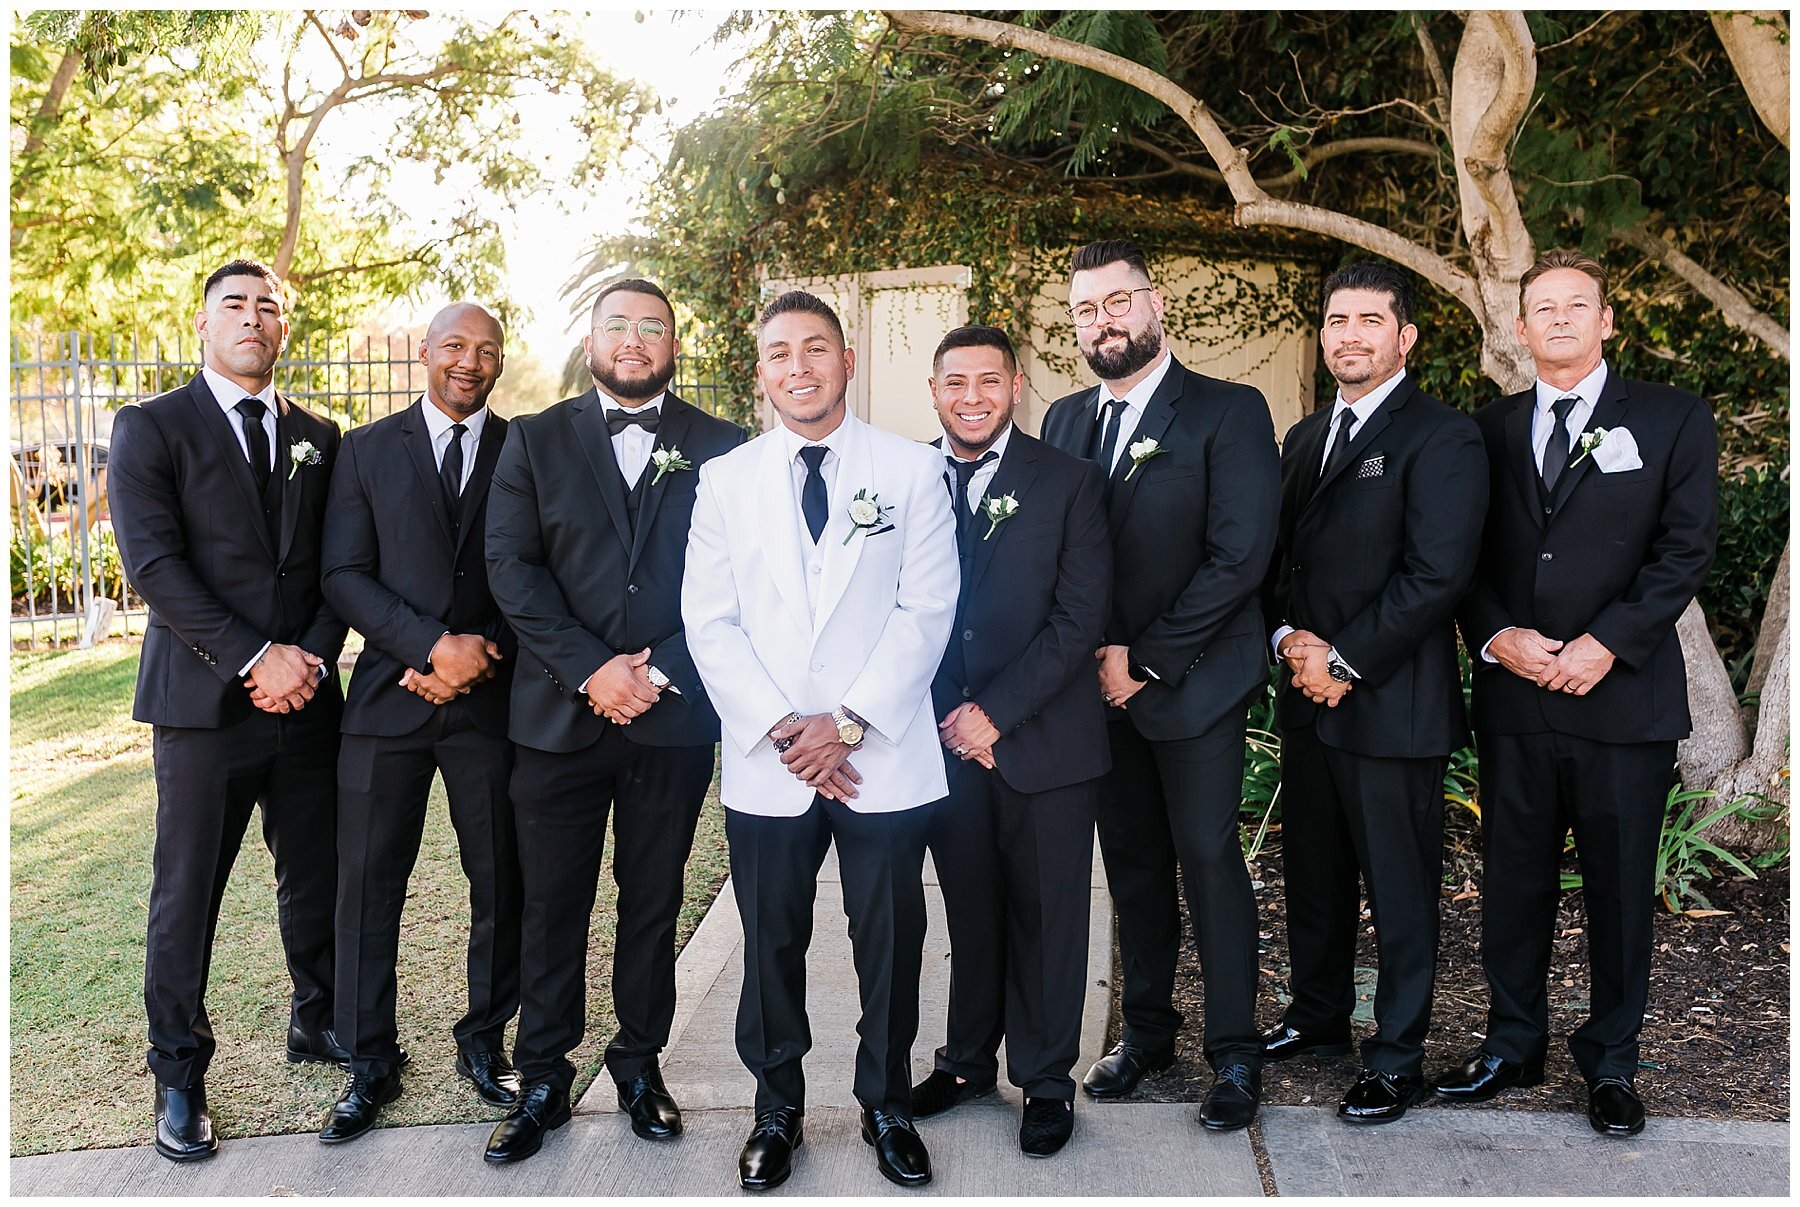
[966,434,1039,599]
[1105,363,1182,536]
[1502,391,1543,529]
[187,374,276,561]
[570,389,634,553]
[1549,374,1629,517]
[274,397,305,564]
[755,432,813,637]
[1284,408,1332,527]
[813,417,871,634]
[1044,388,1100,459]
[453,412,507,559]
[628,395,691,572]
[1300,381,1406,522]
[400,400,457,547]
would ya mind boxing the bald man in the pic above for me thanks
[317,303,523,1142]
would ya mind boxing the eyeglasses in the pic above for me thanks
[1067,287,1155,328]
[597,316,670,343]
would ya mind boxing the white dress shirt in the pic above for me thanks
[945,422,1014,512]
[418,394,487,491]
[203,365,277,472]
[601,391,665,487]
[1094,349,1174,472]
[779,416,854,615]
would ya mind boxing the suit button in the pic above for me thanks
[1293,564,1302,573]
[455,570,465,578]
[628,584,638,594]
[279,570,287,577]
[812,662,825,673]
[962,687,973,699]
[1540,552,1554,561]
[963,629,974,641]
[1544,506,1553,515]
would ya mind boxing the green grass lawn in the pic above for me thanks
[8,642,730,1157]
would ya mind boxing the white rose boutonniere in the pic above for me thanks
[1124,437,1167,480]
[980,492,1019,540]
[288,439,323,480]
[649,444,693,485]
[843,487,895,545]
[1572,426,1644,474]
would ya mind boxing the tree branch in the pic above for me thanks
[1449,11,1537,278]
[1109,129,1440,189]
[1711,10,1789,149]
[1615,224,1791,360]
[1413,17,1453,131]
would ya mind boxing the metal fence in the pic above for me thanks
[8,330,732,646]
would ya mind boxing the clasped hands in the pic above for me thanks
[244,643,326,713]
[397,633,505,706]
[938,701,999,769]
[1277,630,1351,707]
[1488,628,1615,696]
[582,647,664,725]
[769,713,863,802]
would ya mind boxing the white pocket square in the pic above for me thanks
[1591,426,1643,473]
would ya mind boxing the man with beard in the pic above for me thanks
[1260,263,1487,1123]
[482,280,746,1164]
[317,302,522,1142]
[1038,239,1280,1131]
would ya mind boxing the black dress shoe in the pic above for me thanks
[484,1082,572,1165]
[861,1108,932,1188]
[1338,1069,1424,1124]
[1261,1023,1354,1062]
[154,1082,218,1162]
[911,1068,997,1119]
[616,1065,683,1140]
[1431,1049,1545,1103]
[1587,1077,1646,1137]
[1197,1063,1261,1132]
[456,1046,521,1109]
[1019,1097,1074,1157]
[286,1024,351,1070]
[739,1106,804,1191]
[319,1069,403,1143]
[1081,1041,1176,1099]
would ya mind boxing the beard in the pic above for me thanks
[590,353,675,404]
[1082,319,1164,381]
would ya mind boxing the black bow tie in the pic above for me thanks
[605,407,660,436]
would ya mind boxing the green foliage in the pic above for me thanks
[989,11,1171,173]
[1652,787,1777,912]
[10,528,126,607]
[1703,467,1790,679]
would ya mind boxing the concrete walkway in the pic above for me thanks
[11,844,1790,1197]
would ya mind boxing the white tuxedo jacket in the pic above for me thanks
[683,413,959,816]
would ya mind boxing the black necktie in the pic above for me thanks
[1317,406,1359,491]
[1090,396,1129,468]
[946,452,998,548]
[235,398,271,495]
[606,407,660,436]
[440,422,467,511]
[1540,395,1578,495]
[798,445,829,543]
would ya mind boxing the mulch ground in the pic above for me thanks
[1119,805,1791,1122]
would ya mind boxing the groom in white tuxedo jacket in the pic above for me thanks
[683,290,958,1191]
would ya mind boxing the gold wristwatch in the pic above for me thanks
[831,706,866,748]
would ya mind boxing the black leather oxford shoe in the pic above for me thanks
[154,1082,218,1162]
[1338,1069,1424,1124]
[616,1064,683,1140]
[456,1046,521,1109]
[861,1108,932,1188]
[1197,1063,1261,1132]
[1081,1041,1176,1099]
[1019,1096,1074,1157]
[1431,1049,1545,1103]
[1587,1077,1646,1137]
[739,1106,804,1191]
[911,1068,997,1119]
[286,1024,352,1069]
[319,1069,403,1143]
[1261,1023,1354,1062]
[484,1082,572,1165]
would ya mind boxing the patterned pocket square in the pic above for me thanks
[1356,455,1385,480]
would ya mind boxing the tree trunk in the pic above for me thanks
[1677,541,1790,848]
[1711,11,1790,149]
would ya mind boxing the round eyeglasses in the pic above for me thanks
[1067,287,1155,328]
[598,316,670,343]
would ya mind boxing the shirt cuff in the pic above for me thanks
[1479,628,1512,664]
[1271,625,1296,658]
[238,641,273,678]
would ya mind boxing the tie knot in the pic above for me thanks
[235,397,267,422]
[798,445,829,472]
[948,450,997,483]
[449,422,468,438]
[606,407,659,436]
[1551,395,1578,421]
[1101,395,1129,417]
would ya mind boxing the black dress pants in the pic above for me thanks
[1095,706,1260,1069]
[727,795,933,1118]
[927,761,1096,1099]
[1278,725,1446,1075]
[334,703,521,1079]
[1476,730,1675,1081]
[509,730,712,1094]
[144,709,340,1088]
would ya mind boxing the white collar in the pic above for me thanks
[945,421,1014,465]
[1534,360,1609,413]
[1099,348,1174,412]
[780,407,856,463]
[1332,368,1408,424]
[599,388,666,414]
[202,365,275,415]
[419,394,488,443]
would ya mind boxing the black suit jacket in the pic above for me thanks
[1040,356,1281,741]
[485,389,747,753]
[322,399,515,739]
[931,431,1113,794]
[1457,371,1718,743]
[1265,377,1488,758]
[110,372,347,728]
